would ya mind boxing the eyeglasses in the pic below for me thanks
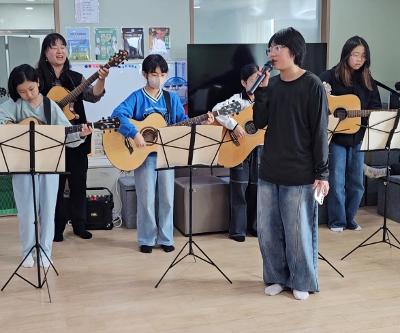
[266,45,286,55]
[350,52,366,60]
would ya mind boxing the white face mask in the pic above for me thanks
[148,75,166,89]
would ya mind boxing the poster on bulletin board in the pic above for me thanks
[122,28,144,60]
[66,27,90,61]
[95,28,118,60]
[149,27,170,59]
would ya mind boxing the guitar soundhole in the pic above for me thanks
[334,108,347,120]
[244,121,257,135]
[141,127,158,145]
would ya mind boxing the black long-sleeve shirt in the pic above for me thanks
[253,71,329,186]
[319,67,382,147]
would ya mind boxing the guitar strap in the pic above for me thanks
[162,89,172,124]
[43,96,51,124]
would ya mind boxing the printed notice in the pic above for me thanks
[75,0,99,24]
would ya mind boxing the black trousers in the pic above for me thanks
[229,146,261,237]
[392,163,400,175]
[55,147,88,236]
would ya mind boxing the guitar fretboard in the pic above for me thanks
[65,122,94,134]
[58,65,110,108]
[345,109,399,118]
[172,108,232,127]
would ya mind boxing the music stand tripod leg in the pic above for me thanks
[318,252,344,278]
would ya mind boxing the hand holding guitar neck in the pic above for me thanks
[247,61,273,95]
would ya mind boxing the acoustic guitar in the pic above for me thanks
[103,101,241,171]
[47,50,128,121]
[217,105,266,168]
[328,94,398,134]
[18,116,120,133]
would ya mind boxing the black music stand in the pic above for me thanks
[0,121,71,302]
[341,109,400,260]
[153,124,232,288]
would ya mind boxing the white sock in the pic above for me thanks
[22,254,34,268]
[330,227,343,232]
[264,284,284,296]
[293,289,309,300]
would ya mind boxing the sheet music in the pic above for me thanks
[156,127,191,168]
[361,111,400,151]
[327,115,341,144]
[0,125,66,173]
[192,125,222,166]
[156,125,223,169]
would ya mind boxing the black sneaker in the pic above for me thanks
[229,235,245,242]
[53,233,64,242]
[140,245,153,253]
[74,230,92,239]
[161,245,175,252]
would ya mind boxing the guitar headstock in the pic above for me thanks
[93,117,121,131]
[218,100,242,116]
[323,81,332,96]
[0,87,7,98]
[107,50,129,68]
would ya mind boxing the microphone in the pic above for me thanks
[247,61,273,95]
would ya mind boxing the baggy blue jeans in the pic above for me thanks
[134,154,175,246]
[257,179,319,292]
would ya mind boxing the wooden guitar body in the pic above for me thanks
[327,94,361,134]
[103,113,167,171]
[217,105,265,168]
[47,86,76,120]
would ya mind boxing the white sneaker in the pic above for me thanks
[364,165,387,179]
[293,289,309,300]
[39,256,53,268]
[330,227,344,232]
[264,284,284,296]
[22,254,34,268]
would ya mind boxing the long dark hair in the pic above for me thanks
[335,36,373,91]
[37,33,70,93]
[8,64,39,102]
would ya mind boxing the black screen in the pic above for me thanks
[187,43,327,117]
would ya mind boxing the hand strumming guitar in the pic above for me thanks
[134,132,146,148]
[233,125,246,139]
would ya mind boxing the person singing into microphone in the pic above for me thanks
[253,27,329,300]
[212,64,261,242]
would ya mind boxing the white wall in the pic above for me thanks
[329,0,400,100]
[0,4,54,30]
[58,0,190,60]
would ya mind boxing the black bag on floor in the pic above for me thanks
[86,187,114,230]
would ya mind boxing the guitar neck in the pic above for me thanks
[173,109,222,127]
[58,65,109,107]
[346,109,398,118]
[65,122,94,135]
